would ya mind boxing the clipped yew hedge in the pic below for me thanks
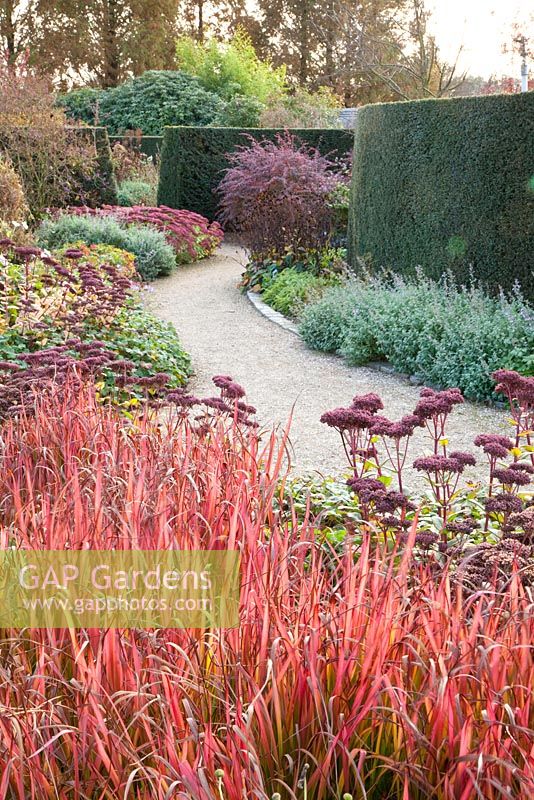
[348,92,534,299]
[157,127,354,219]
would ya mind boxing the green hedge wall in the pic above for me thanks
[92,127,118,205]
[348,92,534,299]
[109,135,163,161]
[157,127,354,219]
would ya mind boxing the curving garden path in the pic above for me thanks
[149,243,508,484]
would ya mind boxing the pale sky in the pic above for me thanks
[428,0,533,78]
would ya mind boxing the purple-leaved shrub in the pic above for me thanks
[216,133,341,259]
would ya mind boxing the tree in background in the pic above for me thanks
[0,0,38,62]
[319,0,465,102]
[384,0,466,98]
[176,29,286,102]
[174,0,261,46]
[176,0,207,41]
[253,0,466,103]
[439,19,534,98]
[312,0,407,104]
[255,0,321,87]
[4,0,466,106]
[14,0,179,87]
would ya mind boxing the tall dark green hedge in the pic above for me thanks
[348,92,534,299]
[157,127,354,219]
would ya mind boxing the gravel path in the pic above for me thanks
[149,244,509,487]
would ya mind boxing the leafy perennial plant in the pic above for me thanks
[37,213,176,281]
[64,204,224,263]
[0,238,190,404]
[300,273,534,400]
[320,371,533,585]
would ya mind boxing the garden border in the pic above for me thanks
[246,290,299,335]
[246,288,507,407]
[247,289,409,378]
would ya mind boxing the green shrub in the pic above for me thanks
[417,287,534,394]
[299,274,534,401]
[176,31,286,103]
[117,180,157,206]
[57,88,104,126]
[98,71,224,135]
[115,225,175,280]
[37,214,175,281]
[261,269,336,318]
[299,285,361,354]
[348,92,534,300]
[213,95,264,127]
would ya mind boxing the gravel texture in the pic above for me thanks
[149,244,510,489]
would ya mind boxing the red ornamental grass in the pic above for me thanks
[0,385,533,798]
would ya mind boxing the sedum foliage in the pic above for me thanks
[37,214,176,281]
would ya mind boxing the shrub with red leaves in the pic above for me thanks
[216,132,342,259]
[65,205,223,263]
